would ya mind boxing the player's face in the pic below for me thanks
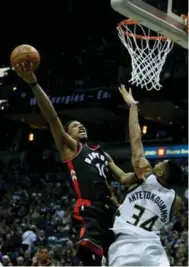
[67,121,88,143]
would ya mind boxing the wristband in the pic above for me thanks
[130,103,137,107]
[30,81,38,88]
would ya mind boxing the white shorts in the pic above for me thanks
[108,235,170,266]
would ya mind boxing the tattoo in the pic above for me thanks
[129,104,145,160]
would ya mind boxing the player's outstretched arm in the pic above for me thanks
[105,152,144,187]
[119,85,152,175]
[14,61,77,153]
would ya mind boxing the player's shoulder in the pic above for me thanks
[126,180,144,193]
[125,173,152,193]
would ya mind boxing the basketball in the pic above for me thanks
[10,44,40,72]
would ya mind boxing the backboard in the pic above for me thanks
[111,0,188,49]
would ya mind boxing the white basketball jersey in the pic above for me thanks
[112,174,176,237]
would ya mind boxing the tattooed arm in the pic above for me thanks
[129,104,151,168]
[119,85,152,175]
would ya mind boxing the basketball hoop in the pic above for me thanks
[117,19,174,91]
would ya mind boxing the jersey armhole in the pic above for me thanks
[63,142,82,163]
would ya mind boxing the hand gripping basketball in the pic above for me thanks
[14,61,37,85]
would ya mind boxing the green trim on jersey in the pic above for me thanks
[126,181,143,194]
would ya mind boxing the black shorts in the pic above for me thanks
[72,198,116,262]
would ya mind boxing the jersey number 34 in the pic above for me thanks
[127,204,158,231]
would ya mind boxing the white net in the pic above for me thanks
[117,20,174,91]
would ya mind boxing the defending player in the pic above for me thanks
[14,62,146,266]
[108,85,183,267]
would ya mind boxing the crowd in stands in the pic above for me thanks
[0,143,188,266]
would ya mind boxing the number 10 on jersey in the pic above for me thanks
[95,163,107,179]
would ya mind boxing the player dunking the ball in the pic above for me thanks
[14,62,147,266]
[108,85,183,267]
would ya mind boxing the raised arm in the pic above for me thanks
[129,104,147,166]
[118,85,152,174]
[15,62,77,153]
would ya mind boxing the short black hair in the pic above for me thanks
[64,120,75,133]
[166,160,183,185]
[39,246,48,250]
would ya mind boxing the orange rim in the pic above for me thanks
[118,19,168,41]
[180,14,188,33]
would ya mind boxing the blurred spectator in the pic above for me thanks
[32,248,54,266]
[2,256,12,266]
[22,226,37,252]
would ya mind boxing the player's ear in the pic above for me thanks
[156,167,164,177]
[157,170,164,177]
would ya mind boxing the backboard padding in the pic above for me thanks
[111,0,188,49]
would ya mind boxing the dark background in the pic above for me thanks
[0,0,188,149]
